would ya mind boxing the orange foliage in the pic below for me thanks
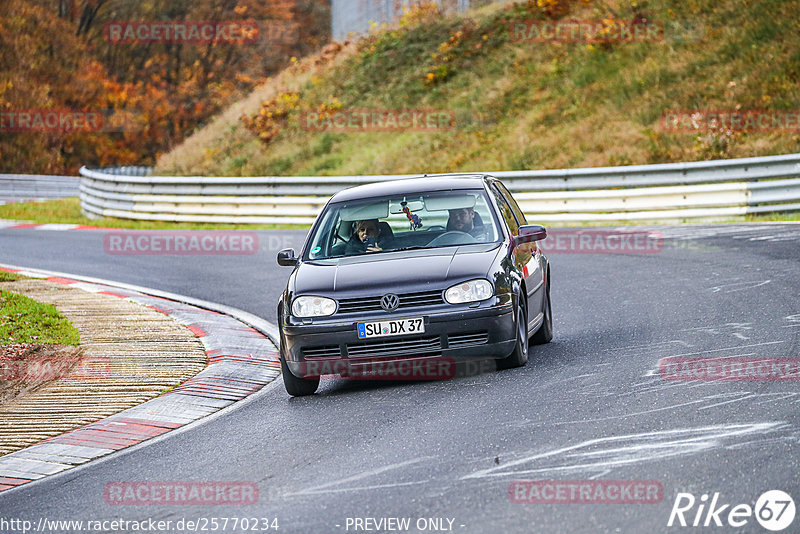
[241,92,301,145]
[0,0,330,174]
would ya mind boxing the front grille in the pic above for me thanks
[337,290,444,314]
[302,345,341,359]
[347,335,441,358]
[448,332,489,348]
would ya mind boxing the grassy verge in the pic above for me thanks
[0,198,307,230]
[0,290,80,345]
[0,271,22,282]
[743,212,800,223]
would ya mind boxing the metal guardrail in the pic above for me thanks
[0,174,80,202]
[78,153,800,223]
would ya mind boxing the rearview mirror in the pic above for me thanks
[277,248,298,266]
[513,225,547,247]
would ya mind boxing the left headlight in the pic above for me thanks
[444,279,494,304]
[292,296,337,317]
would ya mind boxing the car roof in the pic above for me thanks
[329,175,491,202]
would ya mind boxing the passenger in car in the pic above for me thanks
[447,207,487,239]
[345,219,393,255]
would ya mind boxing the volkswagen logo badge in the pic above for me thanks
[380,293,400,312]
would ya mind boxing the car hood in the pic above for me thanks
[292,244,502,295]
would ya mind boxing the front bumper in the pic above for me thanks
[280,302,516,378]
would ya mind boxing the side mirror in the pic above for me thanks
[277,248,298,266]
[513,225,547,247]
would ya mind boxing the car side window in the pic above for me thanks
[494,181,528,226]
[490,185,519,235]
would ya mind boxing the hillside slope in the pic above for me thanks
[155,0,800,177]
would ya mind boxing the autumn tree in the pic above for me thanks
[1,0,330,173]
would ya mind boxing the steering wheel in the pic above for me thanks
[426,231,477,247]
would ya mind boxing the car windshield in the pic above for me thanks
[304,189,501,260]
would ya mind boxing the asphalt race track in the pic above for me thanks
[1,224,799,533]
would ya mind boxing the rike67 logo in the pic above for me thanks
[668,490,795,531]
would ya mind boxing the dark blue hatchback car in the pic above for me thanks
[276,175,552,396]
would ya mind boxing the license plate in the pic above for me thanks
[357,317,425,339]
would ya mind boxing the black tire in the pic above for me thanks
[280,355,319,396]
[531,268,553,345]
[497,297,528,370]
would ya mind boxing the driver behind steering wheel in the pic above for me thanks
[447,207,487,240]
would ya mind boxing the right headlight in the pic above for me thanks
[292,295,337,317]
[444,279,494,304]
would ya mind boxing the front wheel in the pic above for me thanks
[497,299,528,370]
[281,356,319,396]
[531,268,553,345]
